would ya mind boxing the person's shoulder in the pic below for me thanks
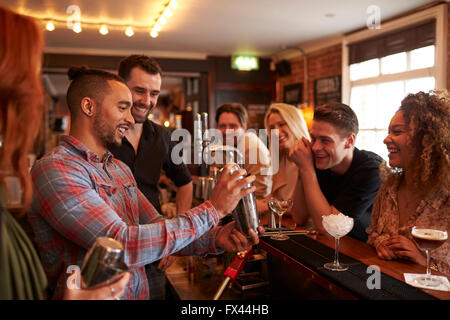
[354,148,383,168]
[146,119,168,133]
[145,119,171,140]
[34,145,78,168]
[31,147,88,182]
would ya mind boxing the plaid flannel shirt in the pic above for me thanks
[29,135,222,300]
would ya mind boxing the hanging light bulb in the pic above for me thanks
[154,23,162,32]
[99,24,109,35]
[150,30,159,38]
[45,21,55,31]
[163,8,172,18]
[158,16,167,25]
[169,0,178,10]
[125,26,134,37]
[73,23,82,33]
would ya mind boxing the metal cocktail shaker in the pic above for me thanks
[228,165,260,236]
[81,237,128,288]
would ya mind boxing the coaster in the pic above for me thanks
[404,273,450,291]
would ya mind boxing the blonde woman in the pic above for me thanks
[256,103,310,214]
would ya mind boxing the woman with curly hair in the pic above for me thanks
[367,90,450,275]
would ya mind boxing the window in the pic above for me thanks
[349,46,436,160]
[343,4,447,161]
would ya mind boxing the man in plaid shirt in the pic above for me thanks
[28,67,261,300]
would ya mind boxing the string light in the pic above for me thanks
[32,0,178,39]
[99,24,109,35]
[124,26,134,37]
[72,23,82,33]
[39,0,178,38]
[45,21,55,31]
[150,30,159,38]
[150,0,178,38]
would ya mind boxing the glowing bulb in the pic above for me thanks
[163,8,172,18]
[158,17,167,25]
[169,0,178,10]
[150,30,159,38]
[73,23,82,33]
[154,23,162,32]
[164,120,170,127]
[45,21,55,31]
[125,27,134,37]
[99,25,109,35]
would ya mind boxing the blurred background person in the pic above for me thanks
[256,103,310,219]
[0,6,129,300]
[215,102,272,199]
[367,90,449,275]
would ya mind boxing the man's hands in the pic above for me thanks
[209,164,256,218]
[376,235,426,266]
[64,268,130,300]
[288,137,315,172]
[215,221,264,252]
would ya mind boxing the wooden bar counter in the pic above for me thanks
[259,216,450,300]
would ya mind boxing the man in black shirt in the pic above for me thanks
[289,103,382,242]
[110,55,193,299]
[110,55,193,215]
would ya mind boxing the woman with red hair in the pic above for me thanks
[0,6,129,299]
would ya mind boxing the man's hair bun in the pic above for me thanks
[67,66,90,80]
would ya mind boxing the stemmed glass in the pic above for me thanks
[322,213,354,272]
[411,225,448,287]
[268,198,293,240]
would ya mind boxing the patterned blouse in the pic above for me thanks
[367,175,450,275]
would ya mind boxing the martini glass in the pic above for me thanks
[322,213,354,271]
[268,198,293,240]
[411,225,448,287]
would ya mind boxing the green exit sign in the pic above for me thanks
[231,55,259,71]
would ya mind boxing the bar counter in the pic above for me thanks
[259,216,450,300]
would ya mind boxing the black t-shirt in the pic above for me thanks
[316,148,383,242]
[110,120,192,214]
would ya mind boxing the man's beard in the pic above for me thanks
[131,102,154,123]
[93,111,120,148]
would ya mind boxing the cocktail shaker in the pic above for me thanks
[81,237,128,288]
[228,165,260,236]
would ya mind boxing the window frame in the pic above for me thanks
[342,3,448,104]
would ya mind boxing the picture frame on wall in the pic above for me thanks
[314,75,341,107]
[283,83,303,105]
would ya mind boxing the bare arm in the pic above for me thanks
[296,168,336,234]
[289,137,335,234]
[176,181,193,214]
[290,178,310,226]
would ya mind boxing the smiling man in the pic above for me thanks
[215,103,272,199]
[28,67,262,300]
[289,103,383,242]
[108,56,195,300]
